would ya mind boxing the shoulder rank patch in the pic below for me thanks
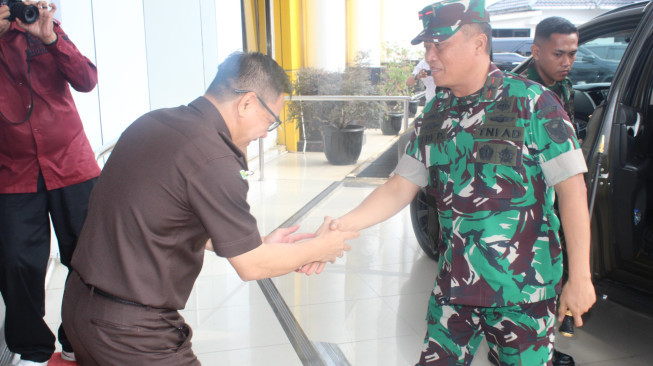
[543,118,569,144]
[495,97,515,112]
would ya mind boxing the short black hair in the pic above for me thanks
[206,52,291,103]
[534,17,578,43]
[461,23,493,55]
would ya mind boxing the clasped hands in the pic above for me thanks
[288,216,360,276]
[265,216,359,276]
[258,216,359,276]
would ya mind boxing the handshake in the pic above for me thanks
[263,216,359,276]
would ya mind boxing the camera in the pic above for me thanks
[1,0,39,24]
[425,70,432,76]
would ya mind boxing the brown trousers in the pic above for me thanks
[62,272,201,365]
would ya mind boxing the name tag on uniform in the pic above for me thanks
[473,125,524,141]
[419,121,443,146]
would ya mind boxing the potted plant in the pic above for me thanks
[378,44,415,135]
[287,54,384,165]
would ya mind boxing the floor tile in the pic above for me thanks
[197,343,301,366]
[32,129,653,365]
[290,297,417,344]
[183,302,290,354]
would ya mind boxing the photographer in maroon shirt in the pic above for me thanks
[0,2,99,364]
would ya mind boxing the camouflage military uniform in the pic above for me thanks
[522,60,576,133]
[395,64,587,365]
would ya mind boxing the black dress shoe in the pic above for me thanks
[552,349,575,366]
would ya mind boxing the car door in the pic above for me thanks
[585,1,653,300]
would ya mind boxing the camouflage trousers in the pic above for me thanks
[416,295,556,366]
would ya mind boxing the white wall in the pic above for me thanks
[143,0,205,111]
[57,0,242,152]
[215,0,245,65]
[380,0,432,59]
[304,0,347,71]
[491,9,607,36]
[349,0,381,67]
[48,0,243,257]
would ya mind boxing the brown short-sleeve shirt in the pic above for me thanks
[71,97,262,309]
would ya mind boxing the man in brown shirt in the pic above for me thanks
[61,52,357,365]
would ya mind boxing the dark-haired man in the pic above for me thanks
[61,52,358,365]
[523,16,579,137]
[518,16,581,366]
[1,2,99,364]
[317,0,595,364]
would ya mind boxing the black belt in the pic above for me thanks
[83,281,147,308]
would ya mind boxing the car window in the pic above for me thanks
[492,38,533,56]
[570,30,633,86]
[515,42,533,56]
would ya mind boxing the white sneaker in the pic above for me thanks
[11,354,48,366]
[60,350,76,362]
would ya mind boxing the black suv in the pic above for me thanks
[491,37,533,56]
[570,45,620,83]
[492,52,528,71]
[410,1,653,313]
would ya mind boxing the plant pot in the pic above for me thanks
[381,113,402,135]
[321,124,365,165]
[409,100,419,117]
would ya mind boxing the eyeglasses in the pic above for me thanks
[234,89,282,131]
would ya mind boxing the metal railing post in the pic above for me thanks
[403,99,410,132]
[259,138,265,180]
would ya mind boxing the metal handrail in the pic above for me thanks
[92,92,427,177]
[95,138,118,162]
[285,92,425,133]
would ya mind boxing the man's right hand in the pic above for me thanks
[314,216,357,263]
[0,5,11,37]
[16,1,57,44]
[294,216,357,275]
[296,216,357,275]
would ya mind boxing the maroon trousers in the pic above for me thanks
[62,272,200,365]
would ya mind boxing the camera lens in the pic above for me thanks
[9,2,40,24]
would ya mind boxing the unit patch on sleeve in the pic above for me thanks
[543,118,570,144]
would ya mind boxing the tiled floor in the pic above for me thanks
[36,128,653,365]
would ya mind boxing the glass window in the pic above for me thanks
[569,30,633,86]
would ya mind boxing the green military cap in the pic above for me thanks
[411,0,490,45]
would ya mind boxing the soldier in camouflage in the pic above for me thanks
[521,16,579,138]
[322,0,596,364]
[505,16,581,366]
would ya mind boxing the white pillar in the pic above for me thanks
[380,0,426,57]
[348,0,381,67]
[304,0,346,71]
